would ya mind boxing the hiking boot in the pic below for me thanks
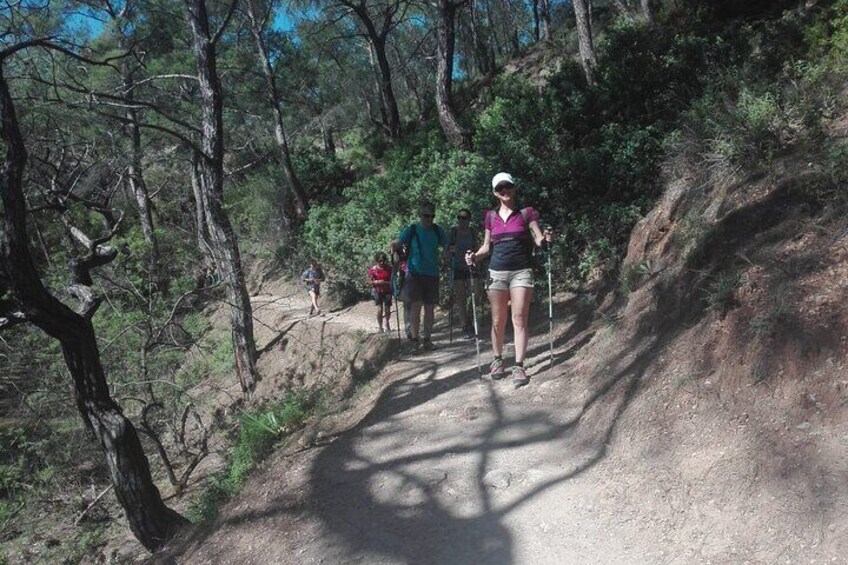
[421,339,436,351]
[408,337,420,351]
[309,306,314,316]
[512,365,530,388]
[489,357,506,380]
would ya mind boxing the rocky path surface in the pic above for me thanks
[168,288,848,565]
[171,293,660,565]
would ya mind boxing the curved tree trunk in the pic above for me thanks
[184,0,259,393]
[0,61,186,553]
[436,0,469,149]
[245,0,309,222]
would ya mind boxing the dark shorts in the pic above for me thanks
[407,273,440,305]
[372,290,392,307]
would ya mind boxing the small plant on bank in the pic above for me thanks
[619,259,653,295]
[749,285,795,338]
[188,389,315,523]
[703,270,742,313]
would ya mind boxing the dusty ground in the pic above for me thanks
[151,147,848,565]
[158,250,848,564]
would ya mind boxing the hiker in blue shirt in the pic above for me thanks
[301,259,325,316]
[390,201,448,350]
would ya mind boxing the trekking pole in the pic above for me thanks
[449,254,455,344]
[468,260,482,375]
[392,251,402,340]
[545,238,554,369]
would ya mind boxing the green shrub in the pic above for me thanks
[703,270,741,312]
[189,390,314,523]
[619,259,652,294]
[302,144,492,287]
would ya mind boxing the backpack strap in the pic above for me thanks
[490,208,533,245]
[520,207,530,227]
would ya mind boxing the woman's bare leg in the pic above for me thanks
[509,286,534,363]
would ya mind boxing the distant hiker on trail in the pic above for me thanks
[390,201,448,351]
[447,208,479,339]
[465,173,554,387]
[301,259,325,316]
[368,252,393,333]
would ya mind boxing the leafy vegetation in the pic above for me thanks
[188,390,315,524]
[3,0,848,560]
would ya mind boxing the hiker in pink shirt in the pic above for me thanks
[368,252,393,333]
[465,173,554,387]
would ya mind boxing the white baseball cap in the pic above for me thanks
[491,172,516,190]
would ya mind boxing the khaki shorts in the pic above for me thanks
[487,268,533,291]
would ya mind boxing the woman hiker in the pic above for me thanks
[446,208,479,339]
[465,173,554,388]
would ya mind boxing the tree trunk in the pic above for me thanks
[118,47,159,269]
[189,150,214,267]
[499,0,520,56]
[183,0,259,393]
[532,0,540,42]
[0,61,186,553]
[245,0,309,222]
[641,0,653,23]
[124,93,158,260]
[391,42,426,121]
[373,37,401,139]
[353,7,401,139]
[318,113,336,156]
[572,0,597,85]
[436,0,469,149]
[365,41,390,133]
[540,0,551,41]
[470,0,494,75]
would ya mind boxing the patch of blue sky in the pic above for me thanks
[64,3,108,39]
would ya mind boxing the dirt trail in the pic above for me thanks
[168,285,847,565]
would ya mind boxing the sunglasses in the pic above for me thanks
[420,213,434,218]
[494,184,515,193]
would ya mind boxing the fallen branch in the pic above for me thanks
[73,484,113,526]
